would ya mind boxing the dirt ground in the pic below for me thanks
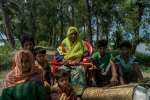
[143,72,150,78]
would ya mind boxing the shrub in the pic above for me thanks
[0,44,13,70]
[135,52,150,65]
[38,41,49,47]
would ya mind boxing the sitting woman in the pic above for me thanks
[57,26,86,97]
[1,50,46,100]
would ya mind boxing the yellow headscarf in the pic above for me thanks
[58,27,84,60]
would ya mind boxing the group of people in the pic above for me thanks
[0,26,144,100]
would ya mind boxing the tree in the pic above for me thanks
[0,0,18,48]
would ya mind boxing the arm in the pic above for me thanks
[115,64,125,84]
[110,60,118,82]
[64,42,84,60]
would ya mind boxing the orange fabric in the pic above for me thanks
[5,50,43,87]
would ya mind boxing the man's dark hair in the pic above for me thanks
[34,47,46,56]
[119,41,132,49]
[96,40,108,48]
[20,34,35,47]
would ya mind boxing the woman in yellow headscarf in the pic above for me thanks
[57,26,86,97]
[58,26,84,60]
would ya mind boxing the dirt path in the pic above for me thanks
[143,72,150,78]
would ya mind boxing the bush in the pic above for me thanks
[37,41,49,47]
[135,52,150,65]
[0,44,13,70]
[142,65,150,73]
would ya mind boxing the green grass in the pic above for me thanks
[142,65,150,73]
[135,52,150,64]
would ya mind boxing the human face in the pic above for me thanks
[98,47,106,57]
[36,53,46,67]
[58,76,69,91]
[120,47,130,58]
[23,41,34,51]
[69,32,78,43]
[21,53,32,73]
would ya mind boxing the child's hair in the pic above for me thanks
[34,47,46,56]
[119,41,132,49]
[55,69,70,81]
[20,34,35,47]
[96,40,108,48]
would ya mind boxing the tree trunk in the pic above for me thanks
[48,26,53,46]
[70,5,75,26]
[85,0,92,42]
[132,2,145,53]
[1,0,15,48]
[29,1,37,39]
[96,16,99,41]
[60,15,64,42]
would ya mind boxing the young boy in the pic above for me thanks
[11,34,35,69]
[91,40,118,86]
[34,47,51,99]
[115,41,143,84]
[20,34,35,54]
[34,47,51,84]
[51,69,77,100]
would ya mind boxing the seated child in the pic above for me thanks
[35,47,51,84]
[20,34,35,54]
[11,34,35,69]
[115,41,143,84]
[91,40,118,86]
[34,47,51,99]
[51,69,77,100]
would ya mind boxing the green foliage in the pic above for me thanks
[135,52,150,64]
[0,44,13,70]
[142,66,150,73]
[0,0,149,48]
[37,41,49,47]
